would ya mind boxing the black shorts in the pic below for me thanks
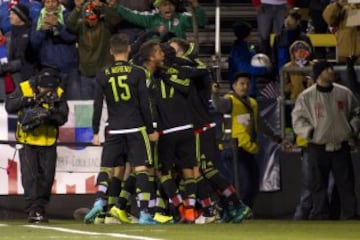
[158,129,197,172]
[196,127,217,170]
[100,134,127,168]
[101,128,152,168]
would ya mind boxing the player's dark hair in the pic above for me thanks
[168,38,188,53]
[110,33,130,54]
[138,40,161,64]
[233,72,251,84]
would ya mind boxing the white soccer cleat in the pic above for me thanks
[195,214,216,224]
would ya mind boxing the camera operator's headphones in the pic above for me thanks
[36,67,61,89]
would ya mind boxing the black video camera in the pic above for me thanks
[20,105,51,132]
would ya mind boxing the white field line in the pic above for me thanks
[0,224,8,227]
[24,225,165,240]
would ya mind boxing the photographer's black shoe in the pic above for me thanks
[28,211,49,223]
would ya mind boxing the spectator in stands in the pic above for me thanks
[0,27,16,100]
[282,40,313,137]
[114,0,152,43]
[116,0,207,39]
[293,0,310,32]
[228,20,270,97]
[7,3,38,86]
[273,8,313,74]
[5,67,69,223]
[323,0,360,65]
[292,60,359,220]
[31,0,80,100]
[59,0,75,11]
[283,40,314,100]
[0,27,7,63]
[66,0,120,100]
[252,0,295,56]
[0,0,42,33]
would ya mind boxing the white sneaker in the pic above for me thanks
[104,215,122,224]
[195,214,216,224]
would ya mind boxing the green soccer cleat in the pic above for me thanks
[230,205,252,223]
[153,212,173,224]
[218,207,232,223]
[109,206,132,224]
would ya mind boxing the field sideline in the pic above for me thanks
[0,220,359,240]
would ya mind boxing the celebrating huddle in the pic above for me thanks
[84,34,251,225]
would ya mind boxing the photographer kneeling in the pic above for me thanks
[5,67,69,223]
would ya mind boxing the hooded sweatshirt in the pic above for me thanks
[283,40,313,100]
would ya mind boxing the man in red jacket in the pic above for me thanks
[251,0,295,55]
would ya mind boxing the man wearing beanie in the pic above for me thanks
[8,3,38,85]
[0,0,41,34]
[5,66,68,223]
[292,60,360,220]
[10,3,30,23]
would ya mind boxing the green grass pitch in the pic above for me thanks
[0,220,359,240]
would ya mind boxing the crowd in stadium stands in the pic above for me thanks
[1,0,360,224]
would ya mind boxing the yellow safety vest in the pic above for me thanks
[221,93,259,154]
[16,81,63,146]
